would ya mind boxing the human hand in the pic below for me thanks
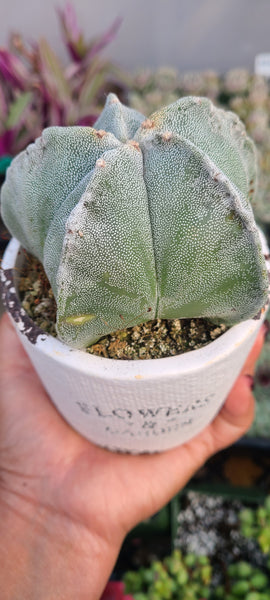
[0,313,266,599]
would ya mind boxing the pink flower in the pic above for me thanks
[57,2,85,62]
[58,3,122,63]
[0,49,29,89]
[0,130,14,157]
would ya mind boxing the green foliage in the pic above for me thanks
[248,308,270,439]
[240,496,270,560]
[1,93,268,349]
[219,562,270,599]
[124,550,212,600]
[124,550,270,599]
[123,549,270,599]
[122,496,270,599]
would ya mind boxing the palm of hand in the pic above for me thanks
[0,314,262,553]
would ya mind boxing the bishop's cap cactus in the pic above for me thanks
[1,93,269,349]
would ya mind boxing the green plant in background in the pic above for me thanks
[123,549,270,599]
[1,94,268,349]
[240,496,270,562]
[123,497,270,598]
[249,328,270,439]
[214,496,270,598]
[215,562,270,599]
[124,549,212,600]
[0,2,126,157]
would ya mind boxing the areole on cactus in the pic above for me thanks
[1,94,269,349]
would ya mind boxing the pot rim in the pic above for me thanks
[1,236,269,380]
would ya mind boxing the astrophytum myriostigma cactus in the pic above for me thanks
[1,94,269,349]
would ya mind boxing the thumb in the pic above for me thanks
[207,322,267,452]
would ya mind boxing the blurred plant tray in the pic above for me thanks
[185,436,270,502]
[239,435,270,451]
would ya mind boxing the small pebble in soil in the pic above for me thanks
[19,252,228,360]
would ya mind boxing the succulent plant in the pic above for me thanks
[240,496,270,559]
[123,550,270,599]
[124,549,213,599]
[1,94,269,349]
[122,493,270,599]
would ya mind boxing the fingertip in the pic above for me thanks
[207,374,256,453]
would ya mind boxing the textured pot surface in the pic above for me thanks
[1,238,269,453]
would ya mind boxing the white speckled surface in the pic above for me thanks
[1,96,268,349]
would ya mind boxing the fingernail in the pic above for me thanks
[245,374,255,391]
[263,319,270,340]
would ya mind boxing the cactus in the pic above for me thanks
[1,93,269,349]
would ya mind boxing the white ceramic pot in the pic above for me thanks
[1,236,270,454]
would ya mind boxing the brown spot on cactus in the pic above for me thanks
[96,158,106,168]
[96,130,107,138]
[128,140,140,151]
[141,119,155,129]
[109,96,119,105]
[162,131,173,142]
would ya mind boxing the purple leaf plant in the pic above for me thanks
[0,2,125,157]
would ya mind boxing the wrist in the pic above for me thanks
[0,485,122,600]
